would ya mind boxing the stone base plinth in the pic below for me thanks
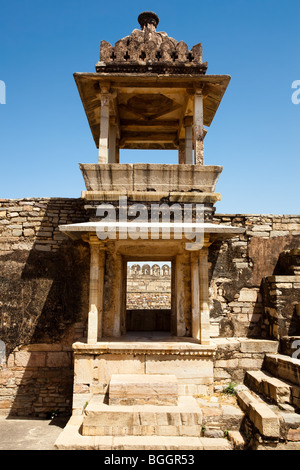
[72,335,216,415]
[82,394,202,437]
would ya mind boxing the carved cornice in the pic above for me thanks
[72,341,216,357]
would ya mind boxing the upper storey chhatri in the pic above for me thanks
[96,11,208,75]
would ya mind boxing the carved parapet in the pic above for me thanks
[129,263,171,278]
[96,12,207,74]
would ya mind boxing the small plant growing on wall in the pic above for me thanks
[223,382,236,395]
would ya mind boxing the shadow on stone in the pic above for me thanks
[0,198,89,418]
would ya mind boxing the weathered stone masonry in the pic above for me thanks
[0,198,299,416]
[0,198,89,416]
[210,213,300,339]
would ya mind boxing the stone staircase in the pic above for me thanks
[237,353,300,449]
[55,374,232,450]
[54,353,300,450]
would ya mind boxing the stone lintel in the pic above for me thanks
[59,222,245,238]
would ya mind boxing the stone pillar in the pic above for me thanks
[178,139,185,164]
[112,253,123,337]
[199,247,210,344]
[191,252,200,340]
[115,139,120,164]
[184,116,193,164]
[108,123,117,163]
[98,87,110,164]
[87,242,100,344]
[193,88,204,165]
[97,248,105,339]
[175,254,186,336]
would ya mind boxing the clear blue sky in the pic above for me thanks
[0,0,299,214]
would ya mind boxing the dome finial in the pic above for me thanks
[138,11,159,30]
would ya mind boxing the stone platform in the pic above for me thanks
[72,334,216,414]
[54,416,232,450]
[55,373,232,450]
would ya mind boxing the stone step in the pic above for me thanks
[200,402,244,431]
[109,373,178,406]
[83,422,203,437]
[245,370,293,405]
[236,388,280,439]
[263,355,300,408]
[82,395,202,437]
[227,430,247,450]
[278,411,300,442]
[264,354,300,387]
[55,416,233,450]
[238,385,300,442]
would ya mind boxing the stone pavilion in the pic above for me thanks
[0,12,299,451]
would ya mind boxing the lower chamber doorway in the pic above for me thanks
[126,261,172,333]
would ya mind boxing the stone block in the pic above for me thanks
[264,354,300,385]
[238,289,258,302]
[221,405,244,427]
[46,352,71,368]
[109,374,178,406]
[199,437,232,450]
[239,339,278,354]
[12,230,22,237]
[237,388,280,438]
[214,359,238,369]
[145,356,214,385]
[262,377,291,405]
[201,406,222,424]
[23,228,35,237]
[238,358,264,369]
[203,428,224,438]
[292,385,300,399]
[287,428,300,441]
[292,397,300,409]
[94,354,145,387]
[227,430,246,450]
[74,355,94,385]
[249,402,280,438]
[270,231,289,238]
[251,225,272,232]
[82,395,203,437]
[14,351,46,368]
[245,370,265,393]
[236,390,255,412]
[35,244,51,252]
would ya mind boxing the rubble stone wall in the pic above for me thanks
[209,213,300,339]
[0,198,89,416]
